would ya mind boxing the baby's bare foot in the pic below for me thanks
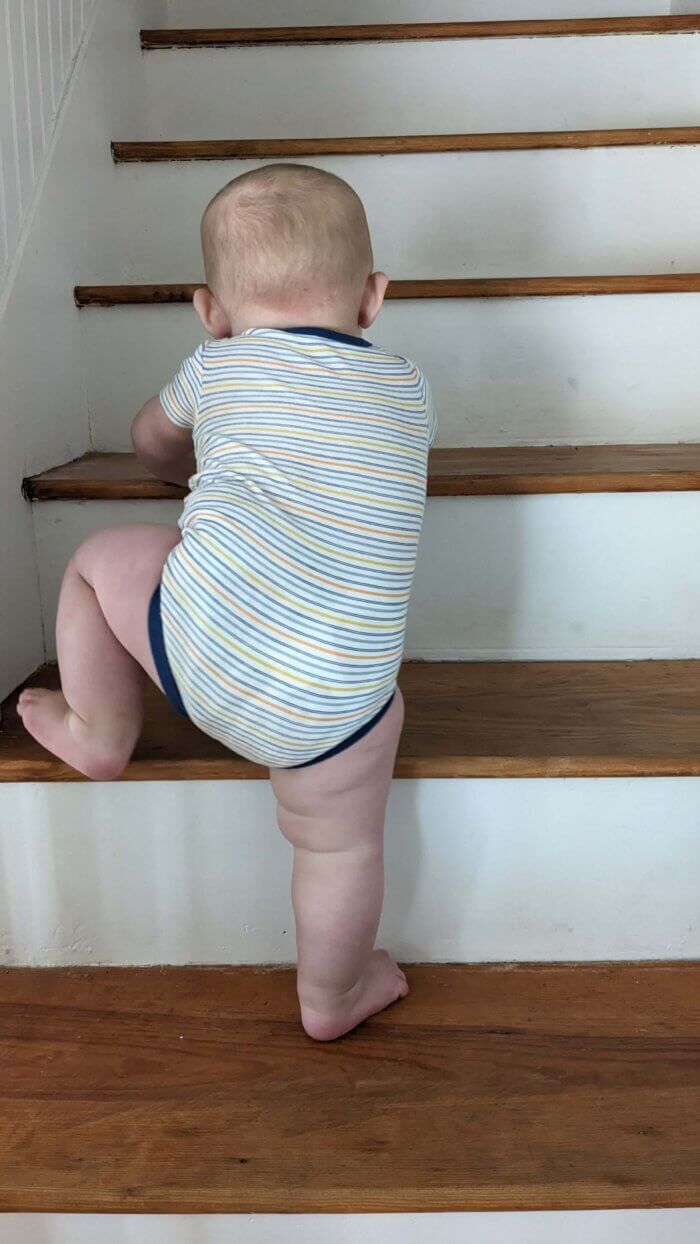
[17,688,131,781]
[300,950,409,1042]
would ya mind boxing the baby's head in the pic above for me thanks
[194,164,388,339]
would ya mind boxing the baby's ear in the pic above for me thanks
[358,272,390,329]
[193,286,232,339]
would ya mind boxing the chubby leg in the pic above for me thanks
[270,690,406,1041]
[18,524,180,780]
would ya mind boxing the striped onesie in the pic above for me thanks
[153,326,435,769]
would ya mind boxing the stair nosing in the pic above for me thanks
[6,660,700,783]
[140,17,700,48]
[111,127,700,161]
[23,447,700,501]
[73,274,700,306]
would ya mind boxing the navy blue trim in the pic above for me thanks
[281,325,372,348]
[290,692,396,769]
[148,586,189,718]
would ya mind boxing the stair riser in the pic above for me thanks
[2,776,699,965]
[142,37,700,139]
[6,1213,700,1244]
[101,149,700,283]
[81,298,700,449]
[33,493,700,661]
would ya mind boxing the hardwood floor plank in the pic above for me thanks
[0,962,698,1212]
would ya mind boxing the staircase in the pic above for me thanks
[2,3,700,1224]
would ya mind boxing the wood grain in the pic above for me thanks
[0,961,699,1212]
[111,127,700,161]
[140,16,700,48]
[6,659,700,781]
[74,274,700,306]
[24,445,700,502]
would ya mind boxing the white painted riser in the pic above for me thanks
[81,298,700,449]
[4,1211,700,1244]
[33,493,700,661]
[141,37,700,140]
[5,1211,700,1244]
[162,1,672,25]
[104,148,700,284]
[2,776,700,967]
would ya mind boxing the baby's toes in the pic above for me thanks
[394,965,409,995]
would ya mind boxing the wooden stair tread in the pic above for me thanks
[112,127,700,161]
[24,446,700,501]
[6,660,700,781]
[0,960,698,1212]
[74,274,700,305]
[140,16,700,48]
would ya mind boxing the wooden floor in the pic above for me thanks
[0,962,698,1212]
[24,445,700,500]
[6,659,700,780]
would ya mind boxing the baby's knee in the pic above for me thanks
[68,526,129,582]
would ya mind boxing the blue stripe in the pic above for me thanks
[157,327,434,767]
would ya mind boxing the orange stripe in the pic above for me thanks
[164,584,389,728]
[194,499,416,541]
[212,518,410,600]
[179,546,403,663]
[198,402,425,438]
[230,446,424,485]
[204,347,419,385]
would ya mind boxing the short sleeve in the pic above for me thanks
[159,344,205,429]
[424,377,437,447]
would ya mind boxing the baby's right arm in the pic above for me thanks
[131,395,196,487]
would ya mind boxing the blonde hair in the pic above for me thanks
[201,164,373,311]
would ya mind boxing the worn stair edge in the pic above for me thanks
[6,661,700,782]
[140,16,700,48]
[73,274,700,306]
[24,446,700,502]
[2,961,699,1213]
[111,127,700,161]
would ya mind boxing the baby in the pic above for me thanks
[18,164,435,1040]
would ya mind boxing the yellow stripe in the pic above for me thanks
[177,551,403,664]
[199,422,425,459]
[184,532,403,631]
[187,495,415,577]
[199,387,426,414]
[204,349,419,386]
[165,566,393,704]
[203,518,410,601]
[205,445,424,487]
[194,496,417,542]
[184,493,415,572]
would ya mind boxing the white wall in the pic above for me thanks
[0,0,166,702]
[163,1,673,24]
[4,1210,700,1244]
[0,0,95,295]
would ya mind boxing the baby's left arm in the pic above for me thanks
[131,395,196,487]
